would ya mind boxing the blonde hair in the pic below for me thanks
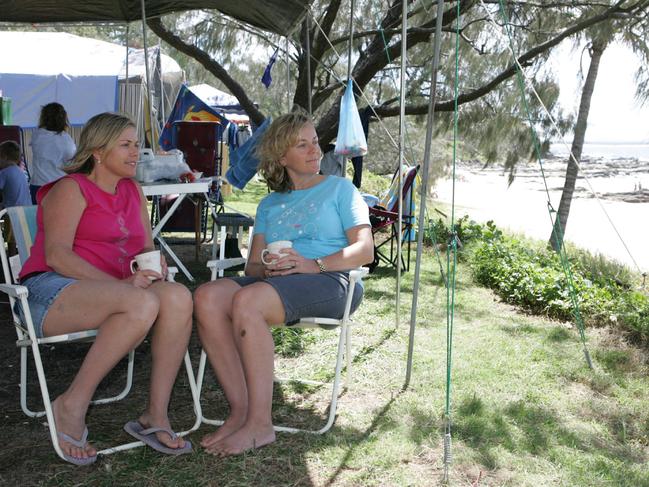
[257,110,314,192]
[64,112,136,174]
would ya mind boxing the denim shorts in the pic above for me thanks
[228,271,363,324]
[15,272,77,338]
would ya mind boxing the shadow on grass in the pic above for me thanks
[452,392,648,480]
[0,321,342,486]
[323,394,401,487]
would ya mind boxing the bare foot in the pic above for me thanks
[206,422,276,456]
[138,413,185,450]
[201,413,246,449]
[52,397,96,461]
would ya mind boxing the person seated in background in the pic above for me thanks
[194,110,374,456]
[0,140,31,208]
[17,112,193,465]
[29,102,76,203]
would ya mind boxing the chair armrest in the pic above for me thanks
[166,266,179,282]
[368,206,398,219]
[0,283,28,299]
[349,267,369,284]
[207,258,247,271]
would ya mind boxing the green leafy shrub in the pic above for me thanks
[466,221,649,344]
[424,215,491,249]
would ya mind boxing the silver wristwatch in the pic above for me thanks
[315,257,327,273]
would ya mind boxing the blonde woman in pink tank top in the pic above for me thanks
[19,113,193,465]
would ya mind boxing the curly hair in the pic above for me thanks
[256,110,314,192]
[38,102,69,133]
[64,112,136,175]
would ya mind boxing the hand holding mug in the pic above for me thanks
[261,240,293,268]
[130,250,164,281]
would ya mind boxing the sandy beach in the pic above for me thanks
[433,153,649,273]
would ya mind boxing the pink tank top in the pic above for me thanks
[19,174,148,280]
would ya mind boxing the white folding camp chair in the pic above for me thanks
[195,229,368,434]
[0,206,202,460]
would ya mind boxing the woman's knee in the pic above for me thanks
[194,281,234,318]
[126,289,160,330]
[157,282,193,316]
[231,286,279,327]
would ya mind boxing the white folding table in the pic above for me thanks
[142,179,213,282]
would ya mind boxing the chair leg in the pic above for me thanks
[21,349,136,417]
[197,323,349,434]
[22,333,199,457]
[270,323,348,435]
[344,324,352,388]
[89,350,134,406]
[97,351,202,456]
[26,325,68,462]
[19,346,42,417]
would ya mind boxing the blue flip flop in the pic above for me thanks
[57,427,98,466]
[124,420,192,456]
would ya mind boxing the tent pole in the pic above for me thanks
[140,0,156,149]
[395,0,408,329]
[346,0,354,79]
[158,42,166,124]
[404,0,446,389]
[286,36,291,111]
[306,15,312,115]
[343,0,355,180]
[124,23,130,113]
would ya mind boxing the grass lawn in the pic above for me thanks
[0,181,647,486]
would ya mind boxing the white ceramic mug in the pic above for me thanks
[261,240,293,265]
[130,250,162,279]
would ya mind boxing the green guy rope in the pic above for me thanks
[443,0,462,482]
[496,0,592,369]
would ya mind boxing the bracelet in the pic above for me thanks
[315,257,327,273]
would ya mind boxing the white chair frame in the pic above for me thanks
[0,207,202,460]
[195,228,368,434]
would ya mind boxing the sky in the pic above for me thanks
[550,40,649,144]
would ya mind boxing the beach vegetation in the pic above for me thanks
[427,216,649,345]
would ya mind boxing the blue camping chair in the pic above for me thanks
[368,164,419,272]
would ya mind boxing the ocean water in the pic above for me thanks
[550,143,649,160]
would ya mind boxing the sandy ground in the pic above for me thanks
[433,155,649,273]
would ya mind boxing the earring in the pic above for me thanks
[96,158,101,164]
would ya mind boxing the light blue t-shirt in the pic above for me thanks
[0,164,31,208]
[254,176,370,260]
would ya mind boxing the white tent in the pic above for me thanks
[0,31,184,128]
[188,84,239,108]
[188,83,249,124]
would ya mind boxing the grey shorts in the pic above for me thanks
[228,271,363,324]
[15,271,77,338]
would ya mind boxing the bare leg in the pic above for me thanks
[208,282,286,456]
[43,281,160,461]
[138,281,193,449]
[195,279,248,448]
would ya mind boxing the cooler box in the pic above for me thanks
[172,121,223,177]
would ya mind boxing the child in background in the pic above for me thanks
[0,140,31,208]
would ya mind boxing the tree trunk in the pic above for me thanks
[549,39,607,251]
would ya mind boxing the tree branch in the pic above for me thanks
[372,1,639,117]
[147,17,266,126]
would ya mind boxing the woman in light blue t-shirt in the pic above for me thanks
[194,111,373,456]
[29,102,76,203]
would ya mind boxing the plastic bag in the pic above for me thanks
[136,149,192,183]
[334,80,368,158]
